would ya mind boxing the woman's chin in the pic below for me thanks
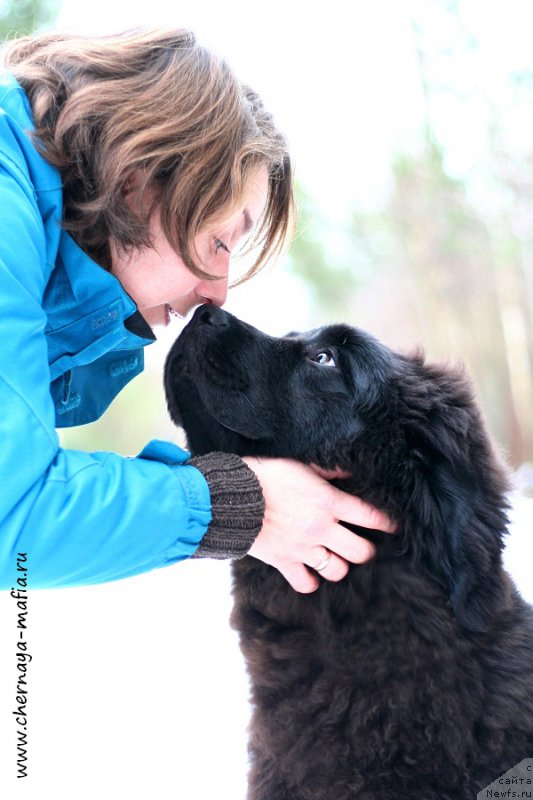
[138,305,169,327]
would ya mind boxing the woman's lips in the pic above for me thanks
[166,303,185,323]
[144,303,195,327]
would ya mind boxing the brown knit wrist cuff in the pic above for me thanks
[188,453,265,559]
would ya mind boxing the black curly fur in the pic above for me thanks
[164,305,533,799]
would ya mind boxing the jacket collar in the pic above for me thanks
[53,229,157,349]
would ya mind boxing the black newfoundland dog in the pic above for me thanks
[164,304,533,800]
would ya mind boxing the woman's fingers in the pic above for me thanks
[327,485,397,534]
[243,457,396,593]
[277,562,320,593]
[280,551,350,592]
[321,524,376,565]
[305,548,350,582]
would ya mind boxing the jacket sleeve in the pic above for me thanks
[0,155,217,589]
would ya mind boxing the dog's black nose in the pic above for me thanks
[193,304,230,328]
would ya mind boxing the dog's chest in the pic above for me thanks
[232,564,467,692]
[232,565,494,796]
[231,559,482,749]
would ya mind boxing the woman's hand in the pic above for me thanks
[243,457,396,593]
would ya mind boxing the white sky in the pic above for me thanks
[54,0,533,221]
[55,0,423,219]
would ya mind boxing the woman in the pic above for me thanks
[0,28,394,593]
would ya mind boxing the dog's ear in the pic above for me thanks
[403,364,510,633]
[409,454,508,632]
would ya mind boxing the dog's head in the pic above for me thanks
[164,305,511,632]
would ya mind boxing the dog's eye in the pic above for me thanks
[310,350,336,367]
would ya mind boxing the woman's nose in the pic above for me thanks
[198,276,228,307]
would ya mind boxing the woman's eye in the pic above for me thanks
[311,351,336,367]
[214,237,230,255]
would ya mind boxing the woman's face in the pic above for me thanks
[109,166,269,327]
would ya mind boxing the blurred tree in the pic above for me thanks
[385,138,523,462]
[286,0,533,465]
[287,183,361,319]
[0,0,60,39]
[487,125,533,464]
[398,0,533,464]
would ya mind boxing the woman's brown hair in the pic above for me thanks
[3,28,294,282]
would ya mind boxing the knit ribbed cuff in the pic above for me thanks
[188,453,265,559]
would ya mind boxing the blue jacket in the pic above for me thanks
[0,71,212,589]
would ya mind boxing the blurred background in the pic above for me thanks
[0,1,532,799]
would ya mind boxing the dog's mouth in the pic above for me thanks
[168,309,249,385]
[164,310,276,447]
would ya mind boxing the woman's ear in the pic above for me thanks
[121,168,146,197]
[118,169,159,244]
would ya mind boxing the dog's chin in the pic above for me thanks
[181,416,251,458]
[166,402,183,429]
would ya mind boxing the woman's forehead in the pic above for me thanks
[209,165,270,235]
